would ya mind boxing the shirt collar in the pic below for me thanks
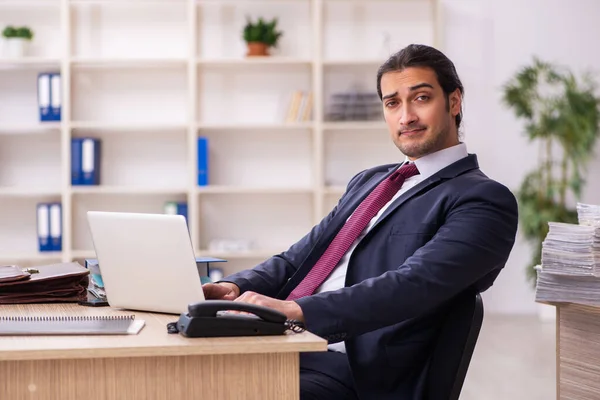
[402,142,469,180]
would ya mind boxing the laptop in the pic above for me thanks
[86,211,205,314]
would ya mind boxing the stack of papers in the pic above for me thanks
[578,202,600,227]
[535,268,600,306]
[535,203,600,305]
[540,222,600,276]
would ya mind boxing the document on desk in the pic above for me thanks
[0,315,145,335]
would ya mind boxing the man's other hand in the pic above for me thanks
[234,291,304,322]
[202,282,240,300]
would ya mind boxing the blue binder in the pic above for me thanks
[37,73,51,122]
[50,73,62,122]
[48,202,62,252]
[72,138,101,185]
[71,138,83,185]
[36,203,52,252]
[197,137,209,186]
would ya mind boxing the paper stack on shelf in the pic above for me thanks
[535,202,600,306]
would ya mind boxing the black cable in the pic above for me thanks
[285,319,306,333]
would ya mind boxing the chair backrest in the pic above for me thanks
[425,291,484,400]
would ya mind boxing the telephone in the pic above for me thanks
[174,300,305,338]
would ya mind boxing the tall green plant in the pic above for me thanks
[502,58,600,284]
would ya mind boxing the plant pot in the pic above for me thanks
[246,42,269,57]
[4,38,29,58]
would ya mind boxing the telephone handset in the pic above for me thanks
[174,300,305,338]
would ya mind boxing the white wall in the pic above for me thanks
[442,0,600,314]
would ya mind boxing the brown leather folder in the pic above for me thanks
[0,262,89,304]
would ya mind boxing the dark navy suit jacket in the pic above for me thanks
[223,154,519,399]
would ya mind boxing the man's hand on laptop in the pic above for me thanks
[202,282,240,300]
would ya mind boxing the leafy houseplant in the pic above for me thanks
[242,17,283,57]
[502,58,600,285]
[2,26,34,58]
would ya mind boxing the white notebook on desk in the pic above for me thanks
[0,315,145,335]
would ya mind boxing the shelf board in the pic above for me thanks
[71,186,188,195]
[196,249,282,260]
[323,59,383,67]
[0,123,61,134]
[196,186,314,195]
[0,188,61,197]
[70,58,187,69]
[197,122,313,130]
[0,252,63,262]
[70,0,185,5]
[198,58,312,67]
[198,0,307,3]
[323,121,386,130]
[0,1,59,7]
[0,58,61,69]
[71,121,188,132]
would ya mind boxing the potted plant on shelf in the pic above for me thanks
[242,16,283,57]
[2,25,34,58]
[502,57,600,289]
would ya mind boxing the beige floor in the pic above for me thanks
[460,314,556,400]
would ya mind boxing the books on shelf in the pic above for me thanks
[285,90,313,123]
[71,138,101,186]
[37,72,61,122]
[37,202,62,252]
[535,202,600,306]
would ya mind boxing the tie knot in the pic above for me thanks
[398,162,419,179]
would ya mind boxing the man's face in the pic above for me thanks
[380,66,461,160]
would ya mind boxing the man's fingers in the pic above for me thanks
[203,283,227,299]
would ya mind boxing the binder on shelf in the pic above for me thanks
[37,72,61,122]
[197,137,209,186]
[36,203,52,252]
[37,73,51,122]
[50,73,62,122]
[164,201,188,222]
[71,138,83,185]
[49,203,62,252]
[71,138,101,186]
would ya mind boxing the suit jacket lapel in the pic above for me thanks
[367,154,480,233]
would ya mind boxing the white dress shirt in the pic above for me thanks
[317,143,469,352]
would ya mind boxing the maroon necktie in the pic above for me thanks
[286,163,420,301]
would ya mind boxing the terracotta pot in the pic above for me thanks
[246,42,269,57]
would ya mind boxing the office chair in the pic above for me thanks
[424,291,484,400]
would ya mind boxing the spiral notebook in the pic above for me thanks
[0,315,145,336]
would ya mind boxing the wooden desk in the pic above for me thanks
[554,303,600,400]
[0,304,327,400]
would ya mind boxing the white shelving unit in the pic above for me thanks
[0,0,441,274]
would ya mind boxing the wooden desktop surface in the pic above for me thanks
[0,304,327,400]
[0,303,326,361]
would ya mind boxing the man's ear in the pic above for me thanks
[449,89,461,117]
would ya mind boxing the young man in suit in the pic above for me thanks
[202,44,519,399]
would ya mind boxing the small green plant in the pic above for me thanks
[243,17,282,48]
[2,26,34,40]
